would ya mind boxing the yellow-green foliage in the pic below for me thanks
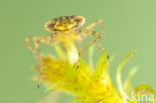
[34,44,155,103]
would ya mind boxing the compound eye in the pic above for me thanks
[78,16,85,26]
[44,20,56,31]
[71,16,85,27]
[71,16,80,22]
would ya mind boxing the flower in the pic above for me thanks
[33,43,156,103]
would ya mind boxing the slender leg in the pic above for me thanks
[24,36,44,60]
[24,34,56,88]
[24,34,57,59]
[84,19,104,51]
[74,29,102,69]
[77,29,102,56]
[85,19,104,34]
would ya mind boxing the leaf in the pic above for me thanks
[88,44,95,69]
[95,50,108,77]
[134,84,156,103]
[67,43,79,64]
[123,66,139,96]
[54,44,66,60]
[70,97,82,103]
[116,49,138,101]
[135,84,156,95]
[37,91,62,103]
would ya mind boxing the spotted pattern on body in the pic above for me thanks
[44,16,85,32]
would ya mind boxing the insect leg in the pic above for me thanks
[24,34,56,88]
[77,29,102,56]
[85,19,104,34]
[85,19,104,51]
[24,36,45,60]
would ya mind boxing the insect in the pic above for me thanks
[24,15,104,88]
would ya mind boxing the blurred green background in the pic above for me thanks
[0,0,156,103]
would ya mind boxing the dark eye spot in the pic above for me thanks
[45,20,56,29]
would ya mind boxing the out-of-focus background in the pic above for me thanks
[0,0,156,103]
